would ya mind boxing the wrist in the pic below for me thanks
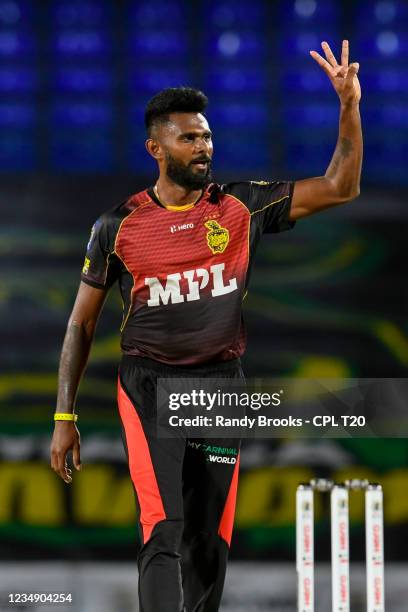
[54,412,78,422]
[340,100,360,112]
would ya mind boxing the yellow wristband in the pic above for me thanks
[54,413,78,422]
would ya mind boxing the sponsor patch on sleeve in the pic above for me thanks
[82,256,91,275]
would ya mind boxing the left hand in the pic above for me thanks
[310,40,361,106]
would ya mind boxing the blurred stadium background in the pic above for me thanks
[1,0,408,610]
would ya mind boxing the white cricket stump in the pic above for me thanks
[296,484,314,612]
[365,484,385,612]
[331,485,350,612]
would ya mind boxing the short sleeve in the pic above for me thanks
[80,216,120,289]
[223,180,295,234]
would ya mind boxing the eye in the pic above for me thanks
[204,134,212,141]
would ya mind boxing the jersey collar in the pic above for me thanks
[147,183,220,210]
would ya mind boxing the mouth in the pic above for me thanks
[191,160,210,171]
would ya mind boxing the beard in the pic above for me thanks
[165,151,213,190]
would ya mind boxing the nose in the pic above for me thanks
[194,137,211,158]
[194,139,204,153]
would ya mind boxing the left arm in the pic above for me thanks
[290,40,362,220]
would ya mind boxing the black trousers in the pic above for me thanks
[118,355,243,612]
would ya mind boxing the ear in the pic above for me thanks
[145,138,163,161]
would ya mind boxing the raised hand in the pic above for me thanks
[310,40,361,106]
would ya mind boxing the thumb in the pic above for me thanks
[73,442,81,471]
[346,62,359,81]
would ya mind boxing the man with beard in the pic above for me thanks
[51,40,362,612]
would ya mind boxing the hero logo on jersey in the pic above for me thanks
[170,222,194,233]
[145,263,238,307]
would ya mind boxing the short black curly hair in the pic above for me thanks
[145,87,208,136]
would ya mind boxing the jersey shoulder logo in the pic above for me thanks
[205,220,229,254]
[82,256,91,275]
[250,180,271,186]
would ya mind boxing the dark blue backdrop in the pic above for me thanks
[0,0,407,183]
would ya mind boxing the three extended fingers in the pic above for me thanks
[310,40,358,80]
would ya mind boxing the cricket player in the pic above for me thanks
[51,41,362,611]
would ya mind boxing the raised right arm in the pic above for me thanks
[50,281,109,483]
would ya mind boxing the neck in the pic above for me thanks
[155,176,204,208]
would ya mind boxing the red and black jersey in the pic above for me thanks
[80,180,295,365]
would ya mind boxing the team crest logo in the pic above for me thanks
[205,220,229,254]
